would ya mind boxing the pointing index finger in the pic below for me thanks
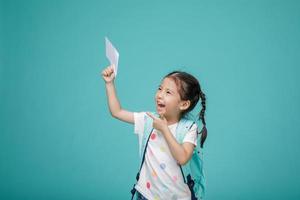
[146,112,156,119]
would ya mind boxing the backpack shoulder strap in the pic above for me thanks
[175,116,207,199]
[175,116,196,144]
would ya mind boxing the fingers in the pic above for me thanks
[156,111,164,119]
[146,112,156,120]
[147,112,166,120]
[102,65,114,76]
[109,64,114,71]
[159,114,165,119]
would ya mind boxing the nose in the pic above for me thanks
[156,90,163,99]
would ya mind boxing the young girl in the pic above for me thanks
[101,65,207,200]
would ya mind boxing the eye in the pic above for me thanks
[167,91,171,94]
[158,87,162,90]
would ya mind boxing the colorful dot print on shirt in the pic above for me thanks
[151,170,157,179]
[159,163,166,170]
[151,132,156,140]
[172,175,178,183]
[153,194,160,200]
[146,181,151,189]
[159,146,166,152]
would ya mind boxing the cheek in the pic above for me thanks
[165,98,175,107]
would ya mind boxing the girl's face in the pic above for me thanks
[155,77,190,121]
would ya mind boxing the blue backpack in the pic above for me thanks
[130,112,206,200]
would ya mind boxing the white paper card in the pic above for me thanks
[105,37,119,77]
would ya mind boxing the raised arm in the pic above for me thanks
[101,65,134,124]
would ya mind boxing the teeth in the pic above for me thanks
[157,101,165,107]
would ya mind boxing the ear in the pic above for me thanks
[179,100,191,111]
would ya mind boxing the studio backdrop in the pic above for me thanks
[1,0,300,199]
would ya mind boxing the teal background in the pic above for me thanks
[1,0,300,199]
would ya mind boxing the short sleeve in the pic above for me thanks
[133,112,146,135]
[182,123,198,146]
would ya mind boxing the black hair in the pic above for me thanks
[164,71,207,148]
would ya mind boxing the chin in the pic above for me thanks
[156,109,163,114]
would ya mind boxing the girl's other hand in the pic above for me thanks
[146,112,168,133]
[101,64,115,83]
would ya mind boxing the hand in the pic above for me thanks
[101,64,115,83]
[146,112,168,133]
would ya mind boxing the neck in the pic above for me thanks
[165,116,180,126]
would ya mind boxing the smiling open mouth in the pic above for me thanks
[157,102,166,109]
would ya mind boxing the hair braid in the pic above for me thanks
[199,90,207,148]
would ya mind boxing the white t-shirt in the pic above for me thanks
[133,112,198,200]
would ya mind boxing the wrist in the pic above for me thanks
[161,125,169,134]
[105,81,114,86]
